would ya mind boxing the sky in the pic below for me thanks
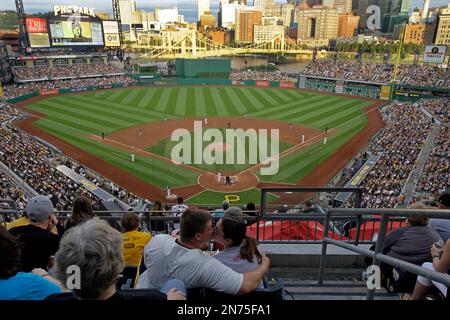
[1,0,449,23]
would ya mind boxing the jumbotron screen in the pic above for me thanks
[49,18,104,46]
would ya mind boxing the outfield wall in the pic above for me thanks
[176,59,231,78]
[6,92,39,104]
[298,74,450,101]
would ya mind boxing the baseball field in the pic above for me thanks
[16,86,384,204]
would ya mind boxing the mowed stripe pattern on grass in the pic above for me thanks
[25,86,372,189]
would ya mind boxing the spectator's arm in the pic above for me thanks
[433,239,450,273]
[238,252,270,295]
[31,268,67,291]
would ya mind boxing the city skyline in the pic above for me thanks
[1,0,449,23]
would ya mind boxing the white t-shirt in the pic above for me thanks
[213,245,261,274]
[136,235,243,295]
[171,204,188,229]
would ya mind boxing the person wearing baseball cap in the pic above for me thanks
[9,195,60,272]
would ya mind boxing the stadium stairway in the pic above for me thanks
[261,244,398,300]
[401,124,440,207]
[269,267,398,300]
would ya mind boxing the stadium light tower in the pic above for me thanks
[112,0,124,61]
[15,0,30,53]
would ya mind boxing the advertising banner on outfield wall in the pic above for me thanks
[232,80,244,86]
[255,80,269,88]
[39,89,59,96]
[380,85,391,100]
[423,45,447,64]
[279,81,295,88]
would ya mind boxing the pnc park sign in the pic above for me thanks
[53,5,96,18]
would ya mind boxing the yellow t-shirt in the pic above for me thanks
[6,217,30,230]
[6,217,59,235]
[122,230,151,267]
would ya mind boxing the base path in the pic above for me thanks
[106,116,320,149]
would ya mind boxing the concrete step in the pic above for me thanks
[268,267,399,300]
[282,280,398,300]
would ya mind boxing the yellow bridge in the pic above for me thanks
[127,29,321,60]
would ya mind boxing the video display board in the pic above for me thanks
[49,17,104,46]
[26,18,51,48]
[102,21,120,47]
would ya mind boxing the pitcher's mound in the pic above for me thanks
[199,171,259,192]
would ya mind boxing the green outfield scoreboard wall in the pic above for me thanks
[176,58,231,78]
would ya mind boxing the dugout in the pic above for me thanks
[176,58,231,78]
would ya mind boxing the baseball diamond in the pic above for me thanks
[14,85,383,204]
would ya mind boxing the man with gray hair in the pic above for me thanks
[9,195,60,272]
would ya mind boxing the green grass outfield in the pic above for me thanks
[25,86,373,203]
[146,127,293,173]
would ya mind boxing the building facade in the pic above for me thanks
[198,0,210,21]
[404,22,435,45]
[155,7,180,26]
[266,4,295,27]
[296,7,339,47]
[199,11,216,29]
[434,4,450,45]
[337,13,360,37]
[235,10,263,43]
[219,0,248,29]
[334,0,353,13]
[254,0,275,14]
[253,24,285,43]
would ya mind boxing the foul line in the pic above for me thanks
[238,128,336,176]
[90,134,211,175]
[25,112,210,176]
[238,103,382,176]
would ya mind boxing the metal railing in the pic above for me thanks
[1,206,404,244]
[3,198,450,300]
[318,208,450,300]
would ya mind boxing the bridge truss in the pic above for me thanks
[130,30,311,59]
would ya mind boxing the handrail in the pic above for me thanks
[318,208,450,300]
[329,207,450,218]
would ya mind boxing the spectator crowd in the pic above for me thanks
[12,63,124,82]
[2,75,134,99]
[413,99,450,204]
[303,60,449,88]
[230,70,297,82]
[0,104,146,213]
[333,98,449,209]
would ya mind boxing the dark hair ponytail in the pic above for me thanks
[240,236,262,264]
[221,217,263,264]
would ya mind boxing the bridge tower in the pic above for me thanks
[112,0,124,61]
[15,0,29,53]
